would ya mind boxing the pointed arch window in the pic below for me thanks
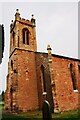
[22,28,29,45]
[41,65,46,92]
[70,63,77,90]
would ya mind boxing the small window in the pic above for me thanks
[26,69,29,80]
[22,28,29,45]
[70,63,77,90]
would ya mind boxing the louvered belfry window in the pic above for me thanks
[23,28,29,45]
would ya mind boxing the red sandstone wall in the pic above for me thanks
[16,49,38,111]
[5,50,80,112]
[35,52,54,111]
[52,56,79,111]
[35,52,80,112]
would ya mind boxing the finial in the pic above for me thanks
[31,14,36,27]
[11,20,13,23]
[10,20,14,29]
[47,45,52,54]
[47,45,52,62]
[15,9,20,20]
[16,9,19,13]
[32,14,34,19]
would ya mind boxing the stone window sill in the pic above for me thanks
[74,90,78,92]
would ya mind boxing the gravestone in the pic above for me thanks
[42,92,52,120]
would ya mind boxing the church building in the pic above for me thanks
[5,9,80,113]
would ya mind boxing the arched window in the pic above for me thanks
[41,65,46,92]
[70,63,77,90]
[22,28,29,45]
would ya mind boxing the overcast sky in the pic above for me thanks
[0,1,79,92]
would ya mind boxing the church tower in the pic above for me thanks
[10,9,37,54]
[5,9,38,112]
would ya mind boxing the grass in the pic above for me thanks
[0,102,79,120]
[53,110,79,119]
[1,109,80,120]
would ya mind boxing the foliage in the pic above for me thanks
[0,91,4,101]
[0,101,4,110]
[2,91,4,101]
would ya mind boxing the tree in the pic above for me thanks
[0,93,2,101]
[0,91,4,101]
[2,91,4,101]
